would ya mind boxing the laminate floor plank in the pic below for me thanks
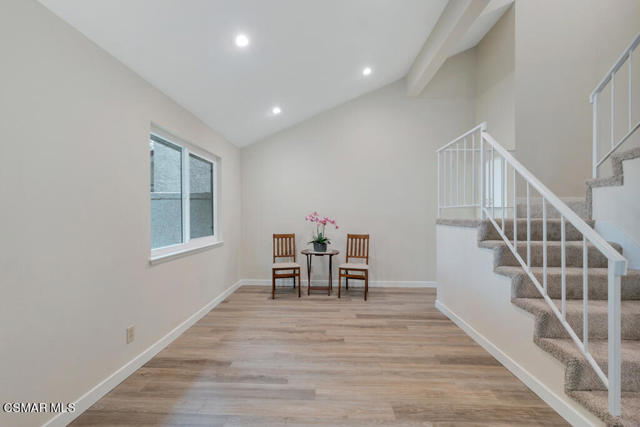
[71,287,567,426]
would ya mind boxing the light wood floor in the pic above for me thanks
[72,286,567,426]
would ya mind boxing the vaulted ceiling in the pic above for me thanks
[39,0,509,147]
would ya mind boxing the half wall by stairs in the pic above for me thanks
[437,210,640,426]
[435,107,640,425]
[438,196,640,426]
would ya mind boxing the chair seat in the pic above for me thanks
[272,262,300,269]
[339,263,369,270]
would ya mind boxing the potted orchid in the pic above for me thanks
[305,211,339,252]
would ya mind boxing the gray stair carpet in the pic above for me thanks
[472,214,640,426]
[585,147,640,218]
[438,149,640,425]
[515,197,590,220]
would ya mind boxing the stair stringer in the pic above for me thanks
[436,221,604,426]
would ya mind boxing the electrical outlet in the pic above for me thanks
[126,325,135,344]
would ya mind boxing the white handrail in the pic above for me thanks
[590,32,640,102]
[596,120,640,168]
[437,124,627,417]
[436,123,487,217]
[482,132,627,272]
[482,129,626,416]
[436,122,487,152]
[591,32,640,178]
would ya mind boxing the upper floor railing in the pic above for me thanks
[437,124,628,417]
[591,32,640,178]
[436,122,486,217]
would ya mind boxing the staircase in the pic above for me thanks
[435,32,640,426]
[477,210,640,426]
[436,124,636,425]
[437,137,640,425]
[587,147,640,206]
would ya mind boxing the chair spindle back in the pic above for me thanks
[273,234,296,262]
[345,234,369,264]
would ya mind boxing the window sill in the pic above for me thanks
[150,240,224,265]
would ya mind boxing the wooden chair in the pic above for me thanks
[338,234,370,300]
[272,234,301,299]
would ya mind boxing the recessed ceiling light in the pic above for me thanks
[362,66,372,76]
[272,106,282,115]
[235,33,250,48]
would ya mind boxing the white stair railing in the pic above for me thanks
[437,125,628,417]
[436,122,487,217]
[591,32,640,178]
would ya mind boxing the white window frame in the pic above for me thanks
[150,129,222,263]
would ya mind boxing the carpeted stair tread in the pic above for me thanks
[535,337,640,392]
[464,212,637,423]
[568,390,640,427]
[512,298,640,340]
[479,218,595,242]
[586,147,640,190]
[568,147,640,425]
[516,198,590,220]
[479,239,623,268]
[495,266,640,300]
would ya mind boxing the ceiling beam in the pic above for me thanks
[406,0,490,97]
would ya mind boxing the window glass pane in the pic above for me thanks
[189,154,214,239]
[150,136,183,249]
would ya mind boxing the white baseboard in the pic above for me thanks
[241,278,436,288]
[43,280,243,427]
[435,299,599,427]
[43,278,434,426]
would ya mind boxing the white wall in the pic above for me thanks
[592,156,640,269]
[435,224,604,426]
[3,1,638,424]
[242,50,475,281]
[241,51,477,283]
[475,4,515,149]
[0,1,241,426]
[514,0,640,196]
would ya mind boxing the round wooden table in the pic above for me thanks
[300,249,340,295]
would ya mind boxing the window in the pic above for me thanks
[189,154,214,239]
[150,136,183,249]
[150,131,219,260]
